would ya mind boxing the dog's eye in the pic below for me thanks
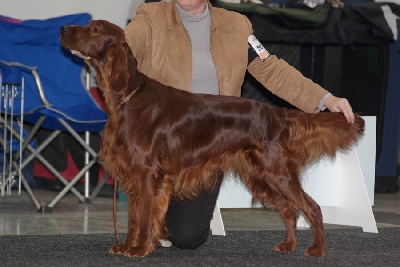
[93,27,100,33]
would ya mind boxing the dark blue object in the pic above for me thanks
[0,13,107,132]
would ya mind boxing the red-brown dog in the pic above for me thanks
[60,20,364,258]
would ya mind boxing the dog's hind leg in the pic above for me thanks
[271,198,299,253]
[276,179,326,257]
[243,172,299,253]
[297,190,326,257]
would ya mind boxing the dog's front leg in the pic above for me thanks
[150,177,172,246]
[109,194,140,254]
[123,179,156,258]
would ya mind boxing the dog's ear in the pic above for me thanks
[104,44,129,94]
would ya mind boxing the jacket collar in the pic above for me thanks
[166,0,233,33]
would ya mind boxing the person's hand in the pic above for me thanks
[70,50,92,67]
[324,95,355,123]
[71,50,91,60]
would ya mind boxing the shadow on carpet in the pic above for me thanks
[1,228,399,266]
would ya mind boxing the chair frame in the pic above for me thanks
[0,60,109,212]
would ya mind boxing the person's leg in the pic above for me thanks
[165,180,222,249]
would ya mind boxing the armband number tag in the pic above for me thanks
[248,34,270,62]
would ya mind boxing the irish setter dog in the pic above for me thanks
[60,20,364,258]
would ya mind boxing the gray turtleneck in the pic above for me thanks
[176,4,219,95]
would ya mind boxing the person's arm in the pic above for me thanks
[247,53,354,123]
[123,4,153,65]
[248,55,327,113]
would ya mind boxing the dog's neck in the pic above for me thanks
[94,44,146,115]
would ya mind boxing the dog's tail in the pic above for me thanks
[285,111,365,165]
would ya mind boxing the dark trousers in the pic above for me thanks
[166,179,222,249]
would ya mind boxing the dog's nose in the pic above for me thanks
[60,26,69,34]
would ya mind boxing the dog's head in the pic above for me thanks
[60,20,134,95]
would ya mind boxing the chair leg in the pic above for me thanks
[46,159,97,209]
[19,174,42,211]
[57,119,97,156]
[88,170,110,202]
[24,138,87,202]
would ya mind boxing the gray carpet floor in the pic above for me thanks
[1,228,399,266]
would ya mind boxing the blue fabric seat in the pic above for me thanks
[0,13,107,131]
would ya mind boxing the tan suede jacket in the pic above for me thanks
[124,0,328,113]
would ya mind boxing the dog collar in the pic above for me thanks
[114,86,139,114]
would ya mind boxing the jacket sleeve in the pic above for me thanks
[247,55,328,113]
[123,4,152,66]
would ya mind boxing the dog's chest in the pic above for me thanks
[100,123,134,175]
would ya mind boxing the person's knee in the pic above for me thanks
[169,229,209,249]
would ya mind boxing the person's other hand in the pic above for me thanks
[70,50,92,67]
[324,95,355,123]
[71,50,91,60]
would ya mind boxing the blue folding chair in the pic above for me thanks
[0,13,109,212]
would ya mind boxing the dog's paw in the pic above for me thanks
[274,241,296,253]
[304,245,326,257]
[123,246,154,258]
[109,243,128,254]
